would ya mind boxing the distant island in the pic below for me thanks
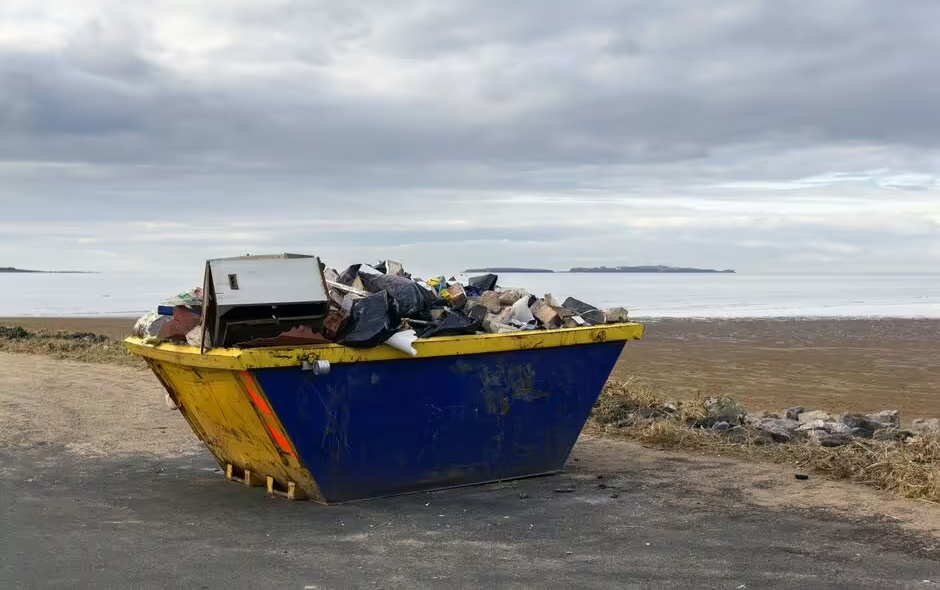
[464,267,555,273]
[464,265,734,274]
[569,265,735,274]
[0,267,94,274]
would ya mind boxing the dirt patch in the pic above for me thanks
[0,352,199,457]
[573,436,940,540]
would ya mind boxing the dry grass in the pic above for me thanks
[0,325,144,367]
[591,377,940,504]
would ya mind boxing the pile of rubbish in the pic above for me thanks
[133,259,630,354]
[133,288,204,347]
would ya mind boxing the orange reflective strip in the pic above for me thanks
[240,371,296,458]
[241,371,274,417]
[268,427,296,457]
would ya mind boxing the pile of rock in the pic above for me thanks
[603,394,940,447]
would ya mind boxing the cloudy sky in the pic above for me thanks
[1,0,938,275]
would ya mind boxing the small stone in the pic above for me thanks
[911,418,940,435]
[743,412,768,426]
[785,406,805,421]
[609,493,620,499]
[603,307,630,323]
[597,483,608,490]
[866,410,900,428]
[727,425,749,444]
[798,420,852,434]
[481,291,501,313]
[711,421,732,432]
[661,402,678,414]
[794,474,809,480]
[842,413,891,439]
[530,299,561,328]
[707,396,747,424]
[798,410,834,423]
[754,418,802,443]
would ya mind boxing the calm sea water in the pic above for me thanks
[1,271,938,319]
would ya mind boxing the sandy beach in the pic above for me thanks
[5,315,939,421]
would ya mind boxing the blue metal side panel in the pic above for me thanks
[255,341,625,503]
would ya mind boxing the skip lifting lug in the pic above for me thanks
[302,355,331,375]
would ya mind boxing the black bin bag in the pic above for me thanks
[358,273,434,321]
[337,291,401,348]
[419,310,482,339]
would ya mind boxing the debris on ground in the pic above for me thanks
[589,379,940,503]
[591,381,936,450]
[131,254,632,352]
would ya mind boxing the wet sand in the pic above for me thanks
[3,316,939,420]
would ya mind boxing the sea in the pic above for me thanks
[1,271,938,319]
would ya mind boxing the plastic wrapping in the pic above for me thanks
[336,291,402,348]
[359,273,433,320]
[418,310,482,339]
[468,274,498,292]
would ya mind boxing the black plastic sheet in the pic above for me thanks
[419,310,482,339]
[336,291,402,348]
[359,273,434,321]
[468,273,498,292]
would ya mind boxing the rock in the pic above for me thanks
[711,421,731,432]
[752,430,776,445]
[798,410,834,423]
[563,316,588,329]
[497,289,529,306]
[481,291,501,313]
[744,412,769,426]
[661,402,678,414]
[842,413,891,439]
[785,406,805,421]
[530,299,561,328]
[866,410,900,428]
[753,418,802,443]
[813,431,855,447]
[727,425,749,444]
[798,420,852,434]
[603,307,630,323]
[911,418,940,434]
[482,317,519,334]
[707,396,746,424]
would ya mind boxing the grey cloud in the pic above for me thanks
[0,0,938,273]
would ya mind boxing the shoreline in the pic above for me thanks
[2,316,939,421]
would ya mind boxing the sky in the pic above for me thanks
[1,0,938,276]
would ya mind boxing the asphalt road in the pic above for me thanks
[1,443,938,589]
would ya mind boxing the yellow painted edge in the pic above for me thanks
[124,323,644,371]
